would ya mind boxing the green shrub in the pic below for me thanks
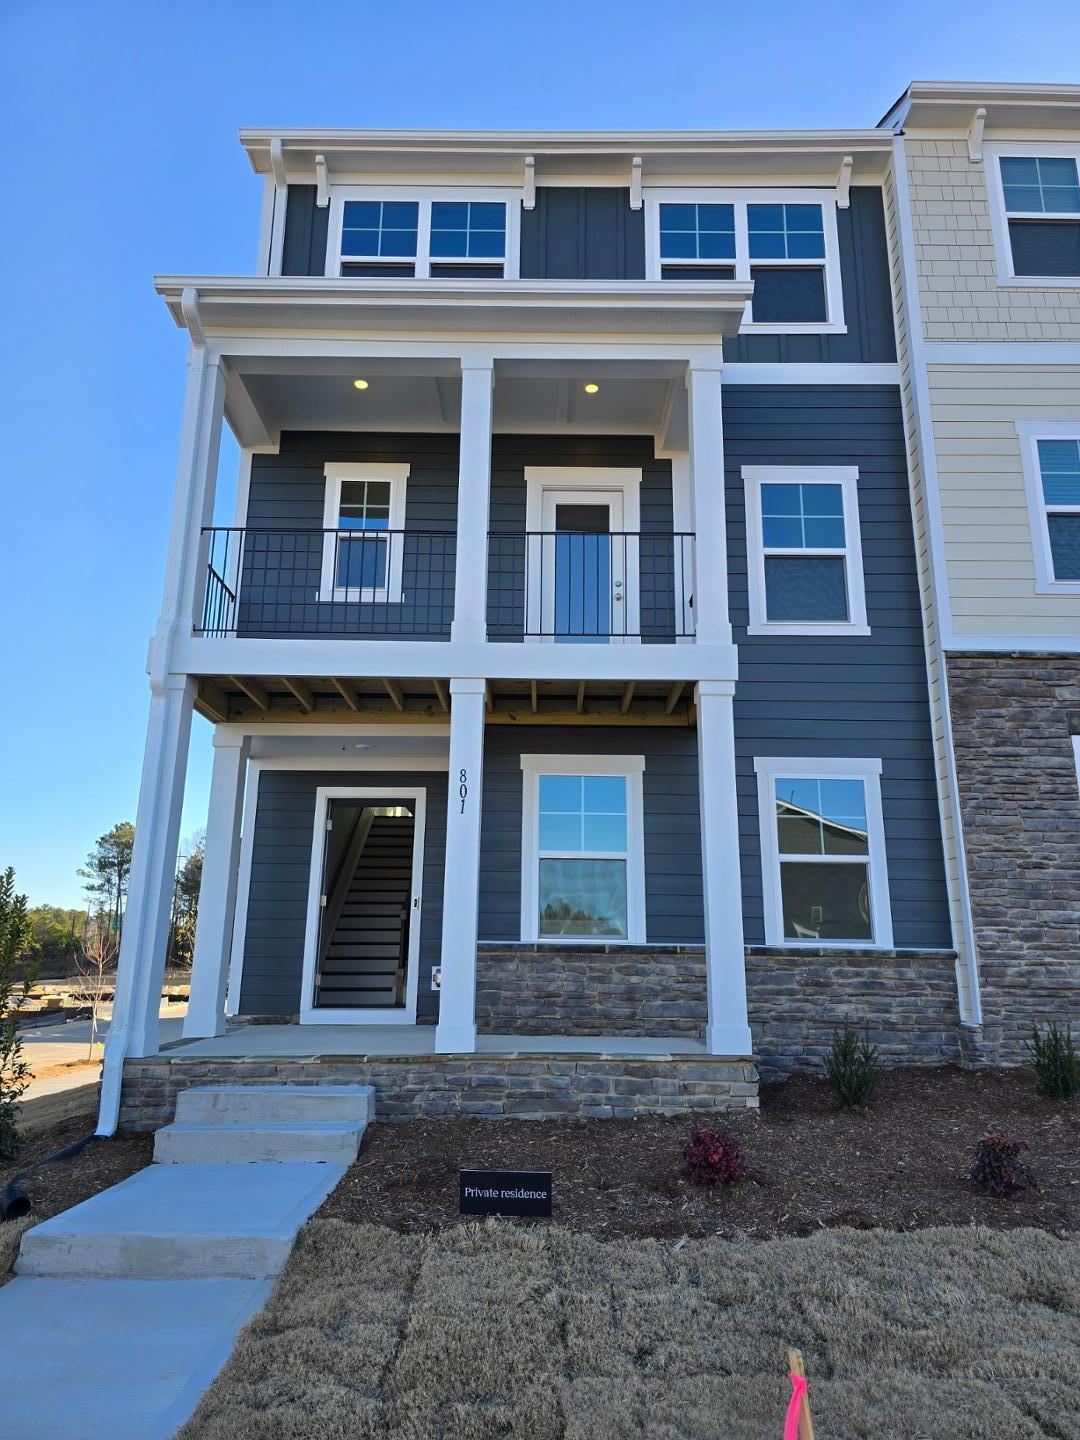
[0,867,34,1160]
[1028,1022,1080,1101]
[824,1020,880,1109]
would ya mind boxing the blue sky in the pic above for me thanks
[3,0,1078,907]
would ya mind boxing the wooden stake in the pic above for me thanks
[785,1349,815,1440]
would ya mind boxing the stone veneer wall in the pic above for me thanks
[947,654,1080,1063]
[475,945,707,1038]
[119,1055,759,1129]
[746,947,963,1080]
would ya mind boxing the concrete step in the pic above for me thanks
[16,1162,345,1280]
[154,1119,364,1165]
[174,1082,374,1126]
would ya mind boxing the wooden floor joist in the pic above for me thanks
[485,681,494,712]
[230,676,269,711]
[196,681,230,723]
[281,678,314,713]
[331,678,362,712]
[486,708,689,726]
[665,681,685,714]
[381,678,405,711]
[576,680,586,713]
[432,678,449,712]
[619,681,636,715]
[530,680,539,713]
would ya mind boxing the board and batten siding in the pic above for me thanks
[725,385,952,949]
[904,138,1080,343]
[927,365,1080,638]
[478,726,705,946]
[238,768,448,1019]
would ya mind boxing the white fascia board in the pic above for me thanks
[172,636,739,683]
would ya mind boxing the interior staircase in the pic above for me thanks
[316,812,414,1009]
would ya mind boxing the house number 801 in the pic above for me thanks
[459,769,468,813]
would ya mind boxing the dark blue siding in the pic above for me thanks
[281,186,330,277]
[520,188,646,280]
[724,385,949,948]
[239,768,447,1018]
[478,727,704,945]
[724,188,896,364]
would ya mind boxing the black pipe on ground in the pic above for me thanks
[0,1133,95,1221]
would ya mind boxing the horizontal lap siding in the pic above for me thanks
[478,727,704,945]
[244,434,458,639]
[726,386,950,949]
[239,769,448,1018]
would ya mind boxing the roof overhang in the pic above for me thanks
[239,128,892,185]
[155,276,754,340]
[881,81,1080,135]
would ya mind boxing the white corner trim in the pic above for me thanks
[753,755,893,951]
[320,461,410,603]
[722,362,899,385]
[741,465,869,635]
[1015,421,1080,594]
[518,754,646,946]
[299,786,427,1024]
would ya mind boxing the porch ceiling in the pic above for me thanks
[195,675,696,727]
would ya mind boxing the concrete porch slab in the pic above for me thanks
[164,1023,708,1060]
[0,1275,270,1440]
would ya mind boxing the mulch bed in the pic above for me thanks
[318,1066,1080,1239]
[0,1116,153,1228]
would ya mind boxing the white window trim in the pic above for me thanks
[523,466,643,644]
[519,754,646,945]
[1016,422,1080,593]
[320,462,410,603]
[754,756,893,950]
[742,466,869,636]
[299,786,427,1025]
[985,142,1080,289]
[643,186,846,333]
[325,184,521,279]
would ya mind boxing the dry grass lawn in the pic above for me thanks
[179,1220,1080,1440]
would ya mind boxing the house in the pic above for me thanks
[99,105,1017,1133]
[883,81,1080,1064]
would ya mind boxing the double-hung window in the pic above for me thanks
[742,467,868,635]
[520,756,646,943]
[329,189,516,278]
[1017,425,1080,590]
[755,757,892,948]
[320,462,409,602]
[989,146,1080,281]
[648,188,844,329]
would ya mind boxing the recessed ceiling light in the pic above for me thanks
[583,382,600,394]
[342,742,372,751]
[353,378,369,390]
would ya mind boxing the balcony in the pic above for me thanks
[197,527,695,643]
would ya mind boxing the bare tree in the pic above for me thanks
[71,914,118,1061]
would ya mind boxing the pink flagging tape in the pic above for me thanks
[784,1374,808,1440]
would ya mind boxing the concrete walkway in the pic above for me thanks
[0,1083,373,1440]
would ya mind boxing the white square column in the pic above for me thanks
[696,680,753,1056]
[183,731,251,1039]
[435,677,487,1053]
[450,359,494,645]
[686,360,732,646]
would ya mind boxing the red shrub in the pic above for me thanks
[685,1124,746,1189]
[968,1130,1037,1200]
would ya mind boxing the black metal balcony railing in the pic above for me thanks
[196,527,695,641]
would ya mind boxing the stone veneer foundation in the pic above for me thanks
[947,653,1080,1063]
[475,944,708,1038]
[119,1055,759,1130]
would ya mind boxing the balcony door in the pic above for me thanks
[524,467,641,643]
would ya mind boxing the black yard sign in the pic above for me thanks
[459,1169,553,1218]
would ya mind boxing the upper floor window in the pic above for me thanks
[647,188,844,330]
[988,146,1080,283]
[320,462,409,602]
[328,189,517,278]
[1016,424,1080,591]
[742,467,869,635]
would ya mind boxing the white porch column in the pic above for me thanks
[450,359,494,645]
[98,675,197,1132]
[183,731,250,1039]
[696,680,753,1056]
[435,677,487,1052]
[686,361,731,646]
